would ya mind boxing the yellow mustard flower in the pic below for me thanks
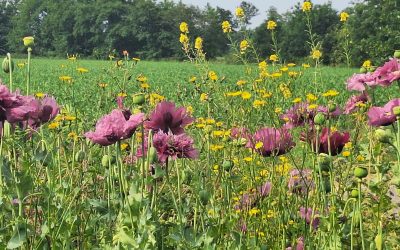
[195,37,203,50]
[200,93,208,102]
[221,21,232,33]
[269,54,279,62]
[302,1,312,12]
[179,22,189,33]
[267,20,277,30]
[208,71,218,81]
[240,40,249,54]
[235,7,245,18]
[311,49,322,59]
[241,91,251,100]
[340,12,349,22]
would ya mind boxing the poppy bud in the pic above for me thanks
[394,50,400,59]
[328,103,337,113]
[199,190,210,205]
[132,93,145,105]
[222,160,234,171]
[23,36,34,47]
[314,113,326,125]
[75,150,86,163]
[359,67,367,73]
[101,155,115,167]
[148,146,158,164]
[375,128,392,143]
[354,167,368,179]
[2,57,14,73]
[350,188,359,198]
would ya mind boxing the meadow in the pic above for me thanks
[1,3,400,250]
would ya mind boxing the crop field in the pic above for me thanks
[1,2,400,250]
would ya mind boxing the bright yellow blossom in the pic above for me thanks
[235,7,245,18]
[200,93,208,102]
[241,91,251,100]
[340,12,349,22]
[195,37,203,50]
[267,20,277,30]
[311,49,322,59]
[302,1,312,12]
[179,22,189,33]
[253,100,266,108]
[269,54,279,62]
[221,21,232,33]
[208,71,218,81]
[240,40,249,53]
[322,89,339,97]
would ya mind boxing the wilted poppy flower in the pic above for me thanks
[281,102,314,129]
[344,92,369,114]
[367,98,400,126]
[5,95,38,123]
[246,127,295,157]
[372,58,400,86]
[152,130,198,162]
[288,169,314,194]
[85,109,144,146]
[145,101,194,134]
[299,207,320,230]
[25,96,59,130]
[346,73,376,91]
[303,127,350,156]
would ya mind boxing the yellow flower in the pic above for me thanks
[236,80,247,86]
[195,37,203,50]
[48,122,60,129]
[235,7,245,18]
[35,92,45,98]
[302,1,312,12]
[258,61,267,70]
[226,91,242,97]
[362,60,372,69]
[206,118,215,124]
[287,63,296,67]
[64,115,76,121]
[149,93,165,106]
[288,71,298,78]
[136,75,148,83]
[356,155,365,162]
[23,36,34,47]
[340,12,349,22]
[255,142,264,149]
[179,22,189,33]
[275,107,282,114]
[118,92,127,97]
[269,54,279,62]
[306,93,318,102]
[240,40,249,53]
[243,157,252,162]
[267,20,277,30]
[253,100,266,108]
[98,82,108,88]
[67,132,78,141]
[322,89,339,97]
[208,71,218,81]
[76,67,88,73]
[302,63,310,68]
[210,144,224,151]
[189,76,196,83]
[292,97,302,103]
[248,208,260,216]
[17,63,25,68]
[200,93,208,102]
[342,151,351,157]
[179,33,189,45]
[141,83,150,89]
[132,57,140,61]
[241,91,251,100]
[59,76,73,82]
[221,21,232,33]
[311,49,322,59]
[120,143,129,151]
[186,105,194,115]
[280,67,289,72]
[308,104,318,109]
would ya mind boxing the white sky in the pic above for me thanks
[172,0,355,27]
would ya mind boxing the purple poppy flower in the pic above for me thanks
[230,127,250,139]
[85,109,145,146]
[144,101,194,135]
[25,96,59,130]
[5,95,38,123]
[372,58,400,86]
[288,169,314,194]
[299,207,320,230]
[346,73,376,92]
[367,98,400,127]
[152,130,198,162]
[317,105,343,117]
[344,92,370,114]
[246,127,295,157]
[303,128,350,156]
[258,181,272,197]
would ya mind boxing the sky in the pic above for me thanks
[173,0,354,27]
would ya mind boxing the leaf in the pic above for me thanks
[7,226,27,249]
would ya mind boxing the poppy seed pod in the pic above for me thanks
[394,50,400,59]
[375,128,392,143]
[313,113,326,125]
[132,93,145,105]
[2,57,14,73]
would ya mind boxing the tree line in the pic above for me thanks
[0,0,399,66]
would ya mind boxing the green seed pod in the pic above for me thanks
[101,155,115,167]
[394,50,400,59]
[313,113,326,125]
[222,160,234,171]
[328,103,337,113]
[2,57,14,73]
[375,128,392,144]
[359,67,367,73]
[354,167,368,179]
[132,93,145,105]
[199,190,210,205]
[75,150,86,163]
[350,188,359,198]
[374,234,383,250]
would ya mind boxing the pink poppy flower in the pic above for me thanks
[152,130,198,162]
[372,58,400,86]
[246,127,295,157]
[144,101,193,135]
[367,98,400,126]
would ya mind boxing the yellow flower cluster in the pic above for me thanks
[235,7,245,18]
[179,22,189,49]
[269,54,279,62]
[195,37,203,50]
[302,1,312,12]
[311,49,322,59]
[240,40,249,54]
[340,12,349,22]
[221,21,232,33]
[267,20,277,30]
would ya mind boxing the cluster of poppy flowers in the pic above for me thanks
[0,82,59,135]
[84,100,198,163]
[346,58,400,127]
